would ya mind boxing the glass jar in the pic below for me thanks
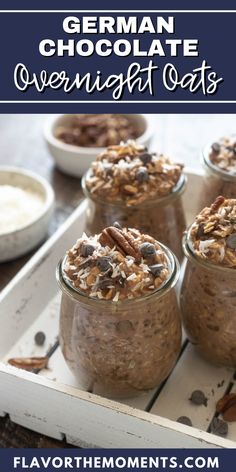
[180,231,236,367]
[82,172,187,262]
[57,246,182,399]
[200,141,236,208]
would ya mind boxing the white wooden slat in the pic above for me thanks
[2,293,61,362]
[0,200,87,357]
[0,363,234,449]
[217,383,236,442]
[93,384,157,411]
[39,347,85,390]
[150,343,234,433]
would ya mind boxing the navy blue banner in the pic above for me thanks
[0,449,235,472]
[0,3,235,112]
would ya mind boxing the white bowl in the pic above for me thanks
[44,114,155,177]
[0,167,54,262]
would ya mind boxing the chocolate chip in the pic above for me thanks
[139,153,152,165]
[196,223,205,239]
[34,331,46,346]
[212,142,221,153]
[136,167,149,183]
[211,418,228,437]
[112,221,122,230]
[226,234,236,249]
[80,243,95,258]
[140,242,156,258]
[189,390,208,406]
[96,256,112,272]
[97,277,114,289]
[149,264,164,277]
[177,416,192,427]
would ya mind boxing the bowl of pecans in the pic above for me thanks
[44,114,154,177]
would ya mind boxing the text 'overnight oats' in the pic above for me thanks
[57,225,182,398]
[181,196,236,367]
[83,141,186,260]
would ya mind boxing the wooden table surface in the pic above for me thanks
[0,113,236,447]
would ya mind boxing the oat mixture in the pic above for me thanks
[85,141,183,205]
[55,114,140,148]
[190,196,236,267]
[64,224,170,301]
[209,136,236,174]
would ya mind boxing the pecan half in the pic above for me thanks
[8,356,48,371]
[216,393,236,422]
[99,227,140,261]
[210,195,225,213]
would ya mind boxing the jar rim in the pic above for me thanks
[56,242,180,306]
[202,140,236,182]
[82,170,187,208]
[183,227,236,273]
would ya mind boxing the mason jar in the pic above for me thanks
[57,246,182,399]
[82,172,187,262]
[180,231,236,367]
[199,138,236,208]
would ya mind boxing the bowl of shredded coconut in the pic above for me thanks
[0,167,54,261]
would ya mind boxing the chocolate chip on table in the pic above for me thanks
[139,152,152,165]
[189,390,208,406]
[177,416,192,427]
[211,418,228,437]
[211,142,221,153]
[140,242,156,258]
[96,256,112,272]
[112,221,122,230]
[226,233,236,249]
[136,167,149,183]
[80,243,95,257]
[149,264,164,277]
[34,331,46,346]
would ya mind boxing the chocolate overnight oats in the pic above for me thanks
[57,225,181,398]
[200,135,236,207]
[180,196,236,367]
[83,141,187,261]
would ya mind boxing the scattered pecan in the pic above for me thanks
[99,226,141,261]
[216,393,236,422]
[210,195,225,213]
[8,356,48,371]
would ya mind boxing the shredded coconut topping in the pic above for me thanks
[85,141,183,206]
[64,225,171,300]
[190,196,236,267]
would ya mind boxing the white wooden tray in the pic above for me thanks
[0,170,236,449]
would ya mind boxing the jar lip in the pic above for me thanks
[56,242,180,305]
[202,140,236,182]
[81,170,187,207]
[183,226,236,273]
